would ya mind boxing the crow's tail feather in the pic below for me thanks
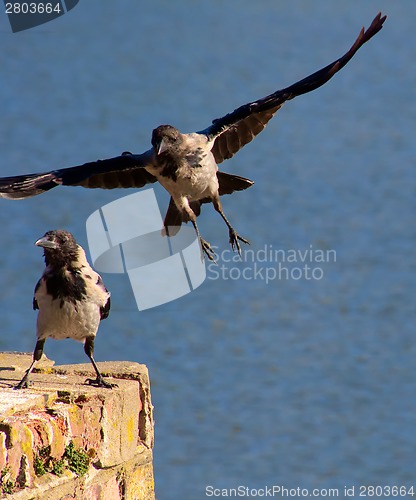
[217,171,254,195]
[163,171,254,236]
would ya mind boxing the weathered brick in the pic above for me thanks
[0,430,7,469]
[125,459,155,500]
[0,417,35,484]
[97,382,140,468]
[83,475,122,500]
[0,353,154,499]
[0,353,154,500]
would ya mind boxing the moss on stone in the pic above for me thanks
[33,454,47,477]
[51,458,66,476]
[64,441,90,476]
[33,442,90,479]
[1,466,15,494]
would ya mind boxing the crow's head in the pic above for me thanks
[35,229,79,267]
[151,125,182,156]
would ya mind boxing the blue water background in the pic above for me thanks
[0,1,415,498]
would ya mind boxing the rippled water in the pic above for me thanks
[0,2,415,499]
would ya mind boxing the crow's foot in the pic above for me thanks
[85,377,117,389]
[14,378,30,390]
[229,229,250,256]
[14,372,30,390]
[200,238,217,263]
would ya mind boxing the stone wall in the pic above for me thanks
[0,352,154,499]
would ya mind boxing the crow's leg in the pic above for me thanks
[171,196,216,261]
[84,337,117,389]
[14,339,45,389]
[212,198,249,256]
[181,200,216,262]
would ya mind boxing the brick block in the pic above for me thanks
[0,353,155,499]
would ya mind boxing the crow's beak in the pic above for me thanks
[35,237,57,249]
[156,137,168,156]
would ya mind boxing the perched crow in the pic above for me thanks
[0,13,386,260]
[15,230,115,390]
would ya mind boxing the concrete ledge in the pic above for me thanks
[0,352,155,499]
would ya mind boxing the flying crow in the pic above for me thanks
[15,230,115,389]
[0,13,386,260]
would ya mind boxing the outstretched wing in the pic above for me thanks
[199,12,386,164]
[0,150,156,199]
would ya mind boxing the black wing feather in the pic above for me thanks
[200,13,386,163]
[33,279,41,310]
[100,295,111,320]
[0,150,155,199]
[96,275,111,320]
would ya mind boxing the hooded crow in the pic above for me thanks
[15,230,115,390]
[0,13,386,260]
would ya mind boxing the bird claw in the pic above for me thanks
[14,379,30,390]
[85,377,118,389]
[200,238,217,263]
[229,230,250,256]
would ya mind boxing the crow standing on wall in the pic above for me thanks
[15,230,116,389]
[0,14,386,260]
